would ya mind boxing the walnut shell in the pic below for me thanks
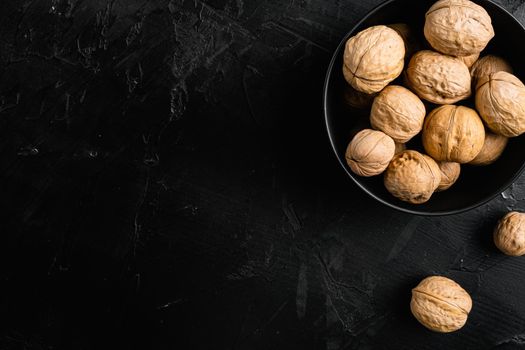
[469,132,508,166]
[384,150,441,204]
[343,25,405,94]
[411,276,472,333]
[424,0,494,57]
[407,50,471,104]
[470,55,513,88]
[422,105,485,163]
[370,85,426,143]
[475,71,525,137]
[459,53,479,69]
[494,212,525,256]
[346,129,395,177]
[437,162,461,192]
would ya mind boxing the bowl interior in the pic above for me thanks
[324,0,525,215]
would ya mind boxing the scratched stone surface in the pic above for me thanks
[1,0,525,349]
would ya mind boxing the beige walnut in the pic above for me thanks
[422,105,485,163]
[476,71,525,137]
[411,276,472,333]
[459,53,479,68]
[384,150,441,204]
[345,129,395,177]
[470,132,508,166]
[470,55,513,87]
[406,51,471,104]
[370,85,426,143]
[494,212,525,256]
[343,25,405,94]
[437,162,461,192]
[424,0,494,57]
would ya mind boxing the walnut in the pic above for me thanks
[343,85,376,110]
[424,0,494,57]
[384,150,441,204]
[370,85,426,143]
[459,53,479,68]
[343,25,405,94]
[422,105,485,163]
[411,276,472,333]
[345,129,395,177]
[469,132,508,166]
[476,71,525,137]
[407,51,471,104]
[494,212,525,256]
[437,162,461,192]
[470,55,513,87]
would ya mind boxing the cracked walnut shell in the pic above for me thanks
[343,25,405,94]
[384,150,441,204]
[437,162,461,192]
[475,71,525,137]
[370,85,426,143]
[424,0,494,57]
[470,55,513,88]
[494,212,525,256]
[411,276,472,333]
[469,132,508,166]
[345,129,395,177]
[422,105,485,163]
[407,50,471,104]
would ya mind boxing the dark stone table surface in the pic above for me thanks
[2,0,525,349]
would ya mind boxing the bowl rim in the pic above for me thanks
[323,0,525,216]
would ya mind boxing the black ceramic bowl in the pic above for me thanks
[324,0,525,216]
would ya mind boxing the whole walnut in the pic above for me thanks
[437,162,461,192]
[470,132,508,166]
[411,276,472,333]
[384,150,441,204]
[470,55,513,87]
[475,71,525,137]
[370,85,426,143]
[460,53,479,68]
[493,212,525,256]
[422,105,485,163]
[424,0,494,57]
[407,51,471,104]
[346,129,395,177]
[343,25,405,94]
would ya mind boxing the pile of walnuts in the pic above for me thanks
[343,0,525,205]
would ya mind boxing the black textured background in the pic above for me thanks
[2,0,525,349]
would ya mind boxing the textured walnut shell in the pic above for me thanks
[494,212,525,256]
[407,51,471,104]
[469,132,508,166]
[459,53,479,69]
[475,71,525,137]
[424,0,494,57]
[411,276,472,333]
[346,129,395,177]
[470,55,513,88]
[343,85,377,110]
[384,150,441,204]
[343,25,405,94]
[422,105,485,163]
[437,162,461,192]
[370,85,426,143]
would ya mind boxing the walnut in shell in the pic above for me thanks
[470,132,508,166]
[422,105,485,163]
[384,150,441,204]
[424,0,494,57]
[345,129,395,177]
[470,55,513,87]
[459,53,479,68]
[406,50,471,104]
[411,276,472,333]
[437,162,461,192]
[494,212,525,256]
[370,85,426,143]
[343,25,405,94]
[475,71,525,137]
